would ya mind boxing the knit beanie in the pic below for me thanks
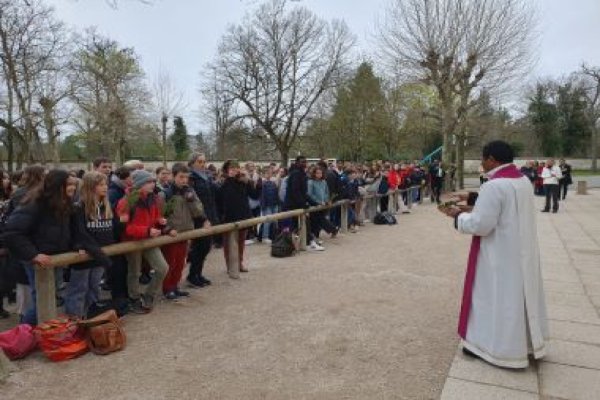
[132,170,155,189]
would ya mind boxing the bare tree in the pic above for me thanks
[152,67,186,165]
[579,64,600,171]
[377,0,536,188]
[0,0,68,169]
[70,29,150,164]
[210,0,354,164]
[200,70,237,160]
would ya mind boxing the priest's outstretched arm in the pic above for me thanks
[455,184,502,237]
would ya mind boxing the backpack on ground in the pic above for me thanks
[374,212,397,225]
[34,317,89,362]
[0,324,37,360]
[271,230,296,258]
[78,309,126,355]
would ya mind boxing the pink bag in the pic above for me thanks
[0,324,37,360]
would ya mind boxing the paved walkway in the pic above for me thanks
[440,190,600,400]
[1,191,599,399]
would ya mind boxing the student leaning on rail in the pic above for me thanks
[65,171,115,319]
[159,163,205,300]
[4,170,106,326]
[116,170,176,314]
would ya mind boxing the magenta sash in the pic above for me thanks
[457,164,523,339]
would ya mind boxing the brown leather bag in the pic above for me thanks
[78,310,126,355]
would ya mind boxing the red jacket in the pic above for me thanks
[116,192,165,240]
[388,170,400,189]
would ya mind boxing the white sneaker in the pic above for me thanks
[309,241,325,251]
[263,239,272,244]
[245,239,255,245]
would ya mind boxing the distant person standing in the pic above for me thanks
[440,140,548,369]
[429,160,445,204]
[558,159,572,200]
[541,159,562,213]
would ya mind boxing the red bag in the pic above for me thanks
[0,324,37,360]
[34,317,89,362]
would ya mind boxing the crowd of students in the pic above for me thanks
[519,158,573,213]
[0,154,442,324]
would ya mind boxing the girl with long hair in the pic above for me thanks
[64,172,115,318]
[5,169,92,324]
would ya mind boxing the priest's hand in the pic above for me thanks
[450,192,470,202]
[440,205,462,218]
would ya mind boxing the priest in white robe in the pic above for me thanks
[441,140,549,369]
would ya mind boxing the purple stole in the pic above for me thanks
[458,164,524,339]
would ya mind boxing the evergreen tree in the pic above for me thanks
[528,84,561,156]
[171,116,189,160]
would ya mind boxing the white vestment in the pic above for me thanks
[457,164,549,368]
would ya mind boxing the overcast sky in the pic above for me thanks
[47,0,600,133]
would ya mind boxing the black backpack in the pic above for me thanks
[271,231,296,258]
[374,212,397,225]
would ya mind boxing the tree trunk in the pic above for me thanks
[592,126,598,172]
[279,146,290,168]
[6,127,14,173]
[161,114,168,167]
[455,136,465,190]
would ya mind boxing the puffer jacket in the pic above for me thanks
[189,169,219,225]
[161,184,205,232]
[116,191,165,240]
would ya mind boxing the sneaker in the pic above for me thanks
[129,298,149,314]
[187,276,206,289]
[316,239,324,246]
[175,289,190,297]
[331,228,339,239]
[240,265,249,273]
[309,241,325,251]
[263,238,272,244]
[349,226,358,234]
[541,209,550,213]
[141,294,155,311]
[139,272,152,285]
[164,291,179,301]
[244,239,255,245]
[199,276,212,286]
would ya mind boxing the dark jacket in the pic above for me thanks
[189,169,218,225]
[71,203,115,270]
[108,178,127,211]
[325,169,343,201]
[560,163,572,185]
[4,201,108,268]
[260,179,279,208]
[285,165,315,210]
[217,177,258,223]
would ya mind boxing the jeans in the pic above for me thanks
[559,181,570,200]
[64,267,104,317]
[544,184,560,212]
[126,248,168,300]
[310,210,336,238]
[188,236,212,280]
[260,205,278,240]
[22,262,37,325]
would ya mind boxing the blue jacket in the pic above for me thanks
[260,179,279,208]
[308,179,329,204]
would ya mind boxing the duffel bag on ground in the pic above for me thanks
[34,317,88,362]
[374,212,397,225]
[0,324,37,360]
[271,231,296,258]
[78,309,126,355]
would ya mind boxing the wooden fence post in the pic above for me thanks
[387,192,398,214]
[340,202,349,233]
[36,266,57,323]
[577,180,588,195]
[226,230,240,279]
[407,188,414,210]
[298,213,308,251]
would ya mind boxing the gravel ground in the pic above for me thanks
[1,201,467,400]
